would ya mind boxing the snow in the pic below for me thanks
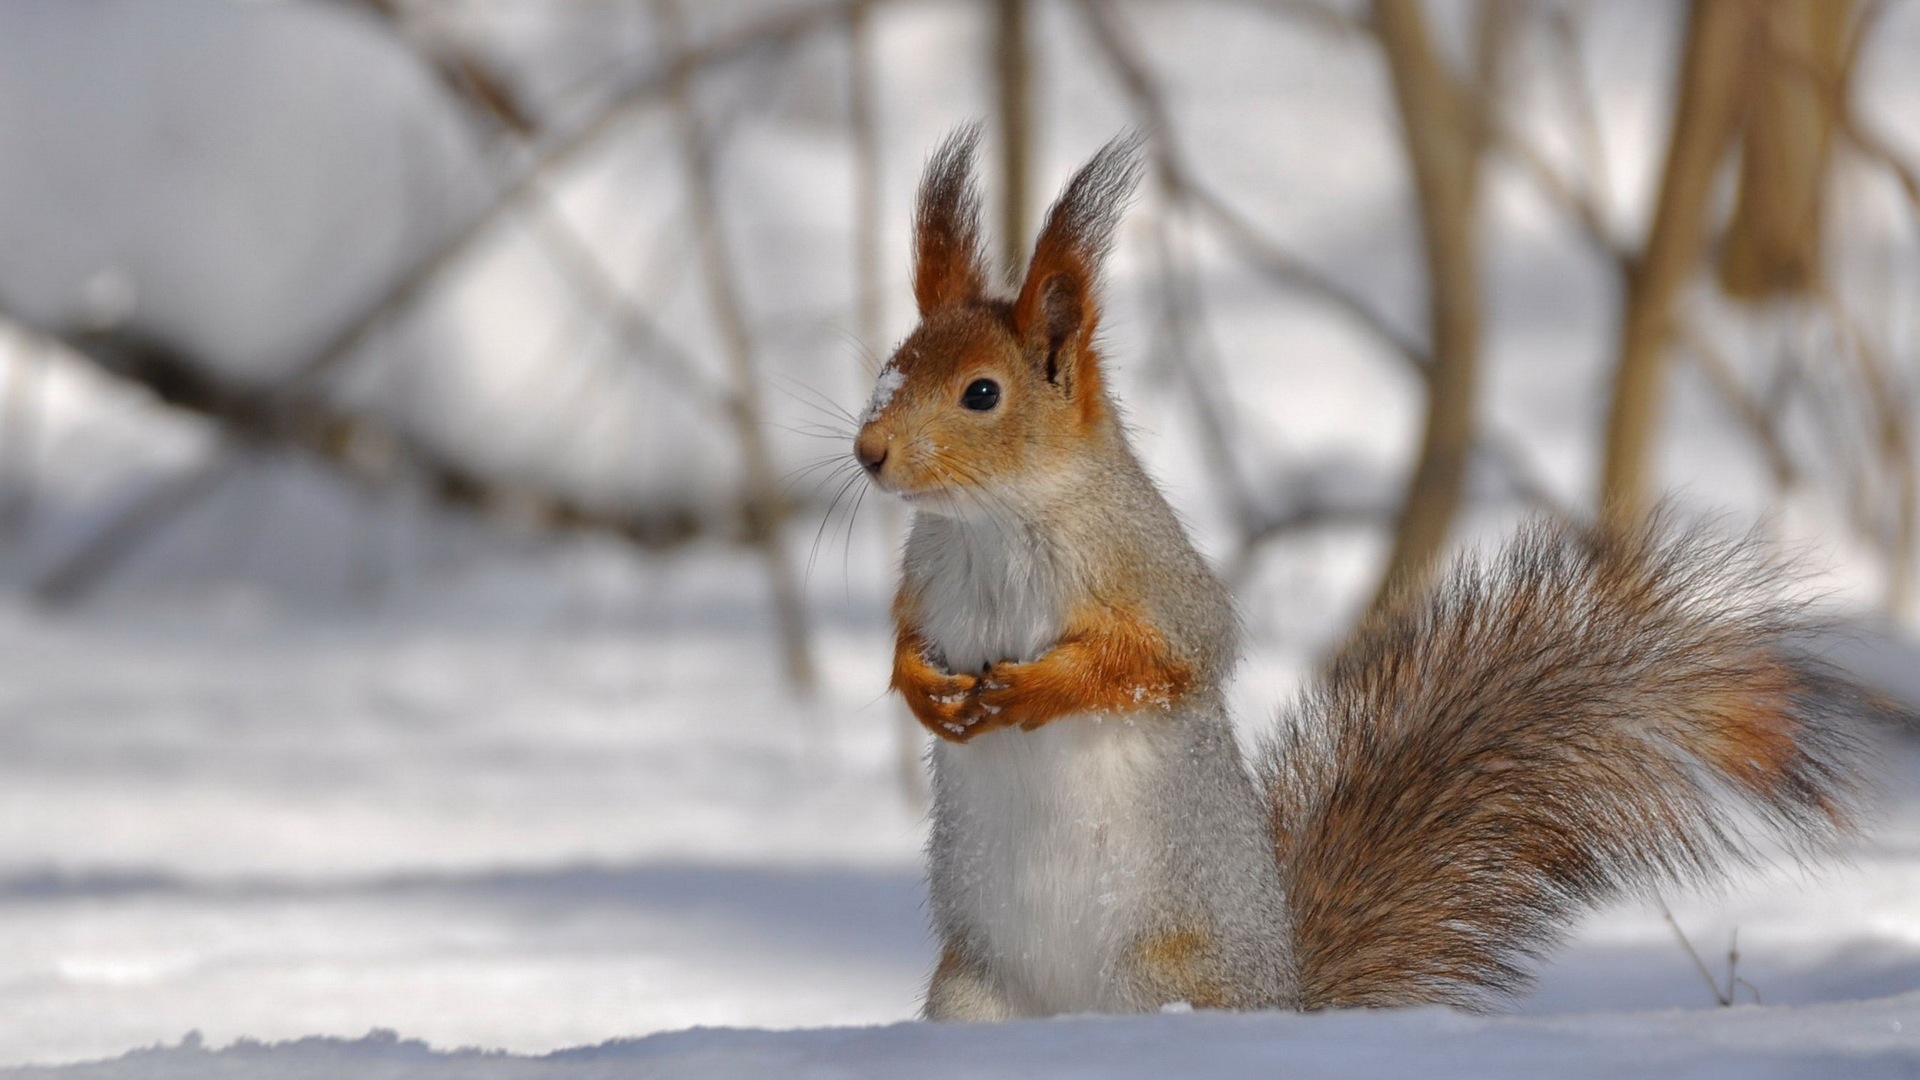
[10,995,1920,1079]
[2,0,1920,1075]
[1,550,1917,1074]
[858,364,906,426]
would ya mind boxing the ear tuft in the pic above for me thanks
[913,125,989,316]
[1013,134,1145,402]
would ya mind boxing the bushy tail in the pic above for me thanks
[1261,516,1885,1011]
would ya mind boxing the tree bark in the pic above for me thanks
[1717,0,1854,300]
[1599,0,1754,524]
[1364,0,1498,611]
[994,0,1034,281]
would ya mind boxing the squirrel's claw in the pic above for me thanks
[900,668,987,743]
[964,662,1033,735]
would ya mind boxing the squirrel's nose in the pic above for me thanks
[854,430,889,476]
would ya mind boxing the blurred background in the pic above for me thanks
[3,0,1920,1067]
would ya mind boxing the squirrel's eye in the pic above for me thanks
[961,378,1001,411]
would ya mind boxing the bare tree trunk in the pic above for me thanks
[1363,0,1501,611]
[994,0,1034,281]
[657,0,817,691]
[1718,0,1854,300]
[1599,0,1754,524]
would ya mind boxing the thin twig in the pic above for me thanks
[1183,180,1434,379]
[1819,283,1919,616]
[0,325,43,540]
[1074,0,1431,378]
[1177,0,1373,39]
[353,0,749,410]
[1492,121,1633,269]
[1842,119,1920,218]
[34,449,245,605]
[848,0,889,375]
[1077,2,1261,535]
[275,0,866,405]
[1676,318,1801,490]
[1661,899,1734,1007]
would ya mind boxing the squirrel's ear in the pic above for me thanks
[913,126,988,316]
[1012,134,1143,410]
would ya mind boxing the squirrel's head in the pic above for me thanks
[854,127,1142,514]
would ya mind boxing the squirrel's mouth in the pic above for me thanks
[853,457,971,514]
[882,485,955,513]
[857,465,935,502]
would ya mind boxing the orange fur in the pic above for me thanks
[931,946,969,984]
[892,595,1193,743]
[892,593,980,741]
[1692,666,1804,798]
[974,603,1193,732]
[1130,928,1228,1009]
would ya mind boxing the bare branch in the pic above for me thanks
[1818,284,1919,616]
[338,0,539,133]
[1717,0,1854,300]
[1083,0,1560,594]
[352,0,745,410]
[1168,0,1373,39]
[655,0,817,690]
[1491,120,1633,268]
[277,0,866,404]
[1541,1,1622,252]
[1841,119,1920,219]
[1075,1,1431,378]
[20,323,722,604]
[1184,165,1434,379]
[34,450,244,606]
[1675,318,1800,489]
[1076,2,1259,535]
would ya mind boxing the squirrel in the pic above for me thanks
[851,127,1878,1020]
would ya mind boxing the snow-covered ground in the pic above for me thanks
[15,996,1920,1079]
[4,0,1920,1074]
[1,540,1918,1072]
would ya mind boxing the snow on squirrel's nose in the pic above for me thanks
[859,362,906,425]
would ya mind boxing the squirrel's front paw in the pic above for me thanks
[900,668,988,743]
[974,661,1044,732]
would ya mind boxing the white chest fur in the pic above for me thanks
[912,509,1165,1014]
[908,511,1063,674]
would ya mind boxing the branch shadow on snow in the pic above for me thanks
[0,860,931,967]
